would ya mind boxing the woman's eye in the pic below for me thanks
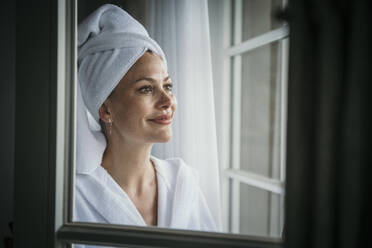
[138,85,153,94]
[164,83,173,92]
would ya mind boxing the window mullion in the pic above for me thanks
[56,0,77,247]
[280,38,289,183]
[224,169,285,195]
[55,0,67,234]
[220,0,232,233]
[279,37,289,233]
[230,0,243,234]
[225,26,289,57]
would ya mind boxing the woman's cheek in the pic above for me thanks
[172,96,178,111]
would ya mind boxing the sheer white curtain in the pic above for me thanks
[146,0,222,230]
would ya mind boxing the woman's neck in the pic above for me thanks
[100,137,155,196]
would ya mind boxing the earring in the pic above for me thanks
[108,118,112,135]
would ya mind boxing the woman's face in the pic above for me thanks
[100,52,177,144]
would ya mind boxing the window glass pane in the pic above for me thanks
[69,0,288,244]
[240,41,284,180]
[242,0,283,41]
[74,0,226,236]
[239,183,283,237]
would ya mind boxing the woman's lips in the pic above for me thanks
[150,115,172,125]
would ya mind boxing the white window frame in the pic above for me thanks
[220,0,289,236]
[52,0,285,247]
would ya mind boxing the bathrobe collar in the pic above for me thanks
[75,156,199,228]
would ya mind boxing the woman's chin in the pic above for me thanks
[156,134,172,143]
[152,131,172,143]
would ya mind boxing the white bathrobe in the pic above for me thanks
[74,6,218,247]
[74,156,217,247]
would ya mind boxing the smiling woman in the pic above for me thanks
[74,4,217,243]
[96,51,176,227]
[98,51,176,145]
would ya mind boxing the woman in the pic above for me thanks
[75,4,217,232]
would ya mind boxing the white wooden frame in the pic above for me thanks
[220,0,233,233]
[225,26,289,57]
[223,0,289,236]
[50,0,284,247]
[230,0,243,234]
[224,169,285,195]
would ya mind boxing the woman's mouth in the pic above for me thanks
[149,115,172,125]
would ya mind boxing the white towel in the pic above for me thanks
[76,4,167,174]
[78,4,167,124]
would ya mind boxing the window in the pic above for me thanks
[54,0,287,246]
[210,0,289,237]
[17,0,369,247]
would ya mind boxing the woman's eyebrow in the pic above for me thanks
[134,76,171,83]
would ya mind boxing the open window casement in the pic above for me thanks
[14,0,286,247]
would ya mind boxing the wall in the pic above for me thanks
[0,0,15,247]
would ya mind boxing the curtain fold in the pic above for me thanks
[145,0,222,230]
[285,0,372,247]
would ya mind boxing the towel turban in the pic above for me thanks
[78,4,167,123]
[76,4,167,174]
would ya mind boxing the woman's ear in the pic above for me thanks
[98,101,112,123]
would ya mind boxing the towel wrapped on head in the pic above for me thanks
[78,3,167,124]
[76,4,167,174]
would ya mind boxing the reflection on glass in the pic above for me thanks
[242,0,283,41]
[240,42,282,180]
[237,40,286,238]
[239,183,283,237]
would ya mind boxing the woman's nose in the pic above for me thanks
[157,90,173,110]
